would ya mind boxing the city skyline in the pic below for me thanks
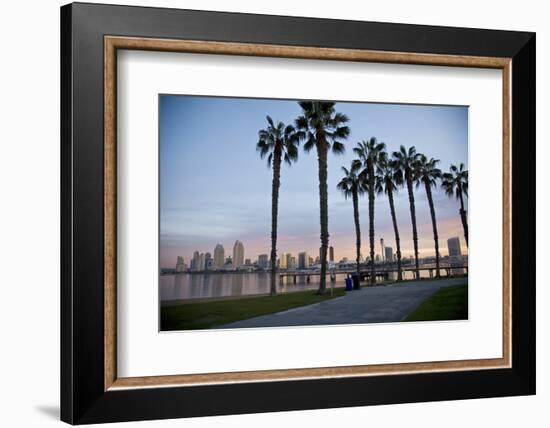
[160,95,468,268]
[168,236,467,271]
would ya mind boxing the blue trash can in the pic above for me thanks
[345,276,353,291]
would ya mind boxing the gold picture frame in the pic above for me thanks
[103,36,512,391]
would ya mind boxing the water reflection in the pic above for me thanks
[161,272,328,302]
[160,265,464,302]
[162,272,352,302]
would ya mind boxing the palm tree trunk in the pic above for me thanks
[352,189,361,278]
[458,189,468,247]
[316,138,329,294]
[388,188,402,281]
[270,146,282,296]
[406,174,420,279]
[425,181,440,277]
[368,161,376,285]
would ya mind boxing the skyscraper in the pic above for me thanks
[279,252,288,269]
[380,238,385,262]
[447,237,462,257]
[213,244,225,268]
[233,240,244,269]
[298,252,309,269]
[198,253,205,271]
[258,254,269,269]
[286,253,293,269]
[192,251,200,272]
[175,256,185,272]
[204,252,212,270]
[329,246,334,262]
[447,237,464,275]
[384,246,393,262]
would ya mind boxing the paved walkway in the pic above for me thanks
[217,278,467,329]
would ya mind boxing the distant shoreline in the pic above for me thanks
[160,262,467,276]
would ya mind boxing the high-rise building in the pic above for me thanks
[447,237,464,275]
[192,251,200,272]
[375,254,381,263]
[175,256,185,272]
[290,256,296,269]
[286,253,293,269]
[298,252,309,269]
[233,240,244,269]
[198,253,205,271]
[447,237,462,257]
[380,238,385,262]
[318,246,333,261]
[213,244,225,268]
[258,254,269,269]
[245,258,251,266]
[384,246,393,262]
[205,252,212,270]
[279,252,288,269]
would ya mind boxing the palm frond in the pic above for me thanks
[303,135,316,153]
[333,125,351,139]
[257,115,299,168]
[256,140,270,157]
[331,141,346,155]
[351,159,362,173]
[294,115,308,130]
[296,101,351,157]
[441,163,469,200]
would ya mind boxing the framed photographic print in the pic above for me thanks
[60,2,535,424]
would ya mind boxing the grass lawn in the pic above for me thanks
[404,284,468,322]
[161,288,346,331]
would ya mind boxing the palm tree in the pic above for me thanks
[295,101,350,294]
[416,155,442,277]
[337,160,365,277]
[354,138,387,285]
[257,116,300,295]
[392,146,421,279]
[376,158,403,281]
[442,163,469,246]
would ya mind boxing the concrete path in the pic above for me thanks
[217,278,467,329]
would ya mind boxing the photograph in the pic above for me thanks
[159,95,469,331]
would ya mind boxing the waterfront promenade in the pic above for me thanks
[217,277,467,329]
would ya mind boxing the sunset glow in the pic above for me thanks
[160,96,468,268]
